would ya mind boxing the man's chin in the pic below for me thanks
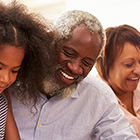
[43,76,83,99]
[56,80,75,89]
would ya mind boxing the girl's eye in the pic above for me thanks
[11,70,19,73]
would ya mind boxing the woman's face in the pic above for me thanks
[108,42,140,95]
[0,45,24,93]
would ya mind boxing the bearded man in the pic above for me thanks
[11,10,139,140]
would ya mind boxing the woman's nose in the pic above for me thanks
[67,61,83,75]
[133,64,140,75]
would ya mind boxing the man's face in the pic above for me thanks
[55,26,102,88]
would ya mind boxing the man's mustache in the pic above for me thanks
[43,64,84,99]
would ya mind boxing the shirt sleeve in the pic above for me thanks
[92,89,139,139]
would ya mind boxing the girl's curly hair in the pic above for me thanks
[0,1,56,106]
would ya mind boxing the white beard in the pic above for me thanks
[43,76,82,99]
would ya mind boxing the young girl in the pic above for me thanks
[0,1,55,139]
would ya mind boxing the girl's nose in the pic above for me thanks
[0,72,10,83]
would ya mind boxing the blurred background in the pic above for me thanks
[3,0,140,30]
[3,0,140,76]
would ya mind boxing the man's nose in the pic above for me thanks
[67,61,83,75]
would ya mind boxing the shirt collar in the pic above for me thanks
[40,88,80,101]
[71,90,79,98]
[117,96,127,109]
[133,82,140,114]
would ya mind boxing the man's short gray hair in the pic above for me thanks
[54,10,106,49]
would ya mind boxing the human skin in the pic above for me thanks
[108,42,140,95]
[0,45,24,140]
[55,26,101,88]
[0,45,24,93]
[108,42,140,115]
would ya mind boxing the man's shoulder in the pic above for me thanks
[77,75,117,102]
[79,75,111,91]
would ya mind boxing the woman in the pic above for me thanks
[95,24,140,138]
[0,1,55,139]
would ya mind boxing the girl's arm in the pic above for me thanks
[4,90,20,140]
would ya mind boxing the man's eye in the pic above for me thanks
[64,50,73,57]
[83,60,92,67]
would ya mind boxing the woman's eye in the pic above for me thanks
[124,64,133,67]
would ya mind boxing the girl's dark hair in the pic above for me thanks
[0,1,56,105]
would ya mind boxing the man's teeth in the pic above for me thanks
[61,71,74,80]
[131,77,139,81]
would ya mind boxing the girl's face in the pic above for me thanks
[108,42,140,95]
[0,45,24,94]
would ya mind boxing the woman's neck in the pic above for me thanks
[116,91,136,116]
